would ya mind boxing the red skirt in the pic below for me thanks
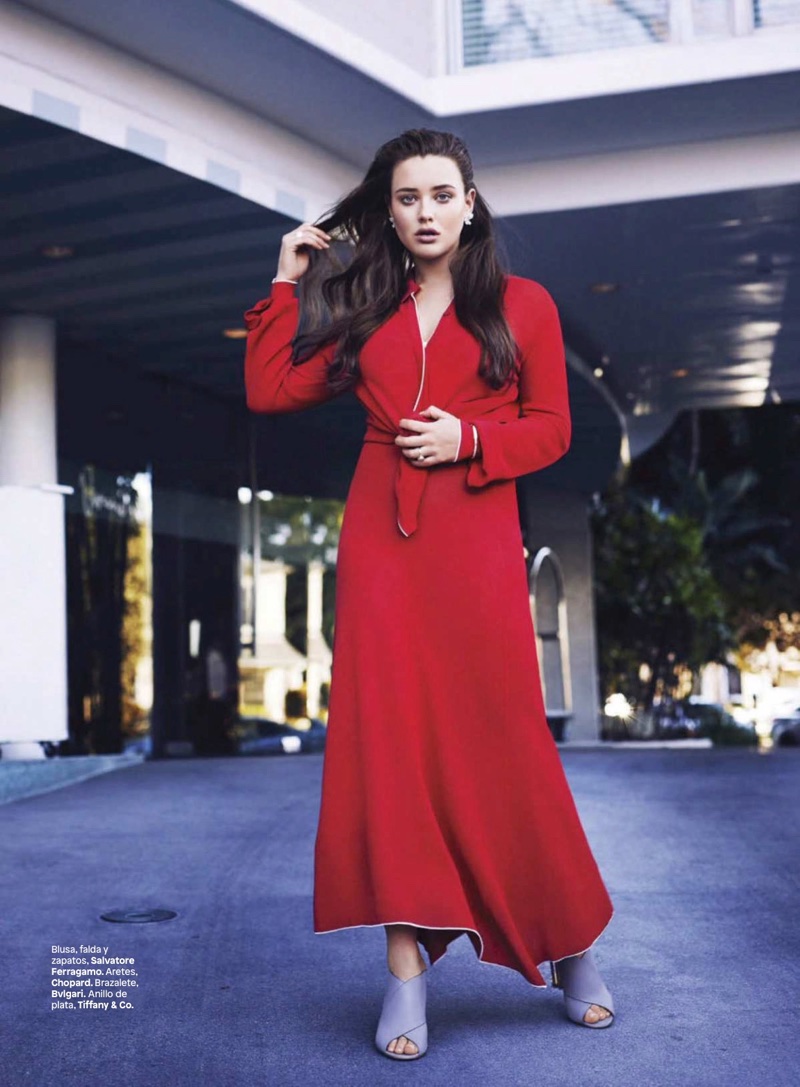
[313,441,614,987]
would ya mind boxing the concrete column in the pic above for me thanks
[521,485,602,742]
[0,315,68,759]
[305,559,332,718]
[255,559,305,721]
[256,559,291,650]
[669,0,695,42]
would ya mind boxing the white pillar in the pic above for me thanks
[731,0,755,36]
[0,315,68,759]
[305,560,332,718]
[255,559,292,651]
[254,559,306,721]
[668,0,695,42]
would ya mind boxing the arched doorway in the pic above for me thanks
[530,547,573,741]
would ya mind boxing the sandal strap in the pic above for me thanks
[375,970,428,1052]
[554,949,614,1015]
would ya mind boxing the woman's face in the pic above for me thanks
[388,155,475,271]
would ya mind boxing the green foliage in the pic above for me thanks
[259,494,343,563]
[661,455,789,596]
[630,407,800,644]
[594,406,800,711]
[684,703,757,747]
[257,493,344,653]
[592,483,732,709]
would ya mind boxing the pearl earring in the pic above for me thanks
[388,215,395,229]
[464,211,474,226]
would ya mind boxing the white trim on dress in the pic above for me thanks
[314,905,616,990]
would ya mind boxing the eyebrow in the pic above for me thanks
[395,184,457,193]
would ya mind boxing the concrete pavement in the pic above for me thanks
[1,746,797,1087]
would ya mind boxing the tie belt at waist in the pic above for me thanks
[362,418,428,538]
[362,399,519,537]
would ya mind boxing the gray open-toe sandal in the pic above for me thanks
[549,947,615,1029]
[374,967,428,1059]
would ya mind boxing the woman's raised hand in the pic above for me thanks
[275,223,331,281]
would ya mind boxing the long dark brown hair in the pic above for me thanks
[293,127,520,394]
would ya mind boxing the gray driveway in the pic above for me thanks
[1,747,797,1087]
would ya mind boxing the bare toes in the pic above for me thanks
[387,1035,418,1055]
[584,1003,610,1023]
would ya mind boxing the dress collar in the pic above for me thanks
[400,275,420,303]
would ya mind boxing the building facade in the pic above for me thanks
[0,0,798,755]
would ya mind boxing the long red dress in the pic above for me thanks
[244,272,614,988]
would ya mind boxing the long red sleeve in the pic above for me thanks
[244,280,341,413]
[465,280,571,487]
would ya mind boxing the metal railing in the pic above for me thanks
[456,0,800,67]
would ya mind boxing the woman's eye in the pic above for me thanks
[398,194,452,204]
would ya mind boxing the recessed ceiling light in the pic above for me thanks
[42,244,74,259]
[223,328,248,339]
[589,282,620,294]
[671,368,689,378]
[593,367,604,378]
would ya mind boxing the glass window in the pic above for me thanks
[754,0,800,28]
[463,0,670,66]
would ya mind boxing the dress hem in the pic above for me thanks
[313,905,615,991]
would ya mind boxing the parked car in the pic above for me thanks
[236,716,328,756]
[682,700,758,746]
[652,701,703,739]
[771,707,800,747]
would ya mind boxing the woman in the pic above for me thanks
[244,128,615,1060]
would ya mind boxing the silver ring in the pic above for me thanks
[417,450,425,460]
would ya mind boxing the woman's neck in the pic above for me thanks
[412,262,454,295]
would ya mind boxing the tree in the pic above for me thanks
[592,483,731,710]
[65,468,139,755]
[630,407,799,647]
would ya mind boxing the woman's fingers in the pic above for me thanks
[403,442,430,463]
[397,413,461,463]
[290,224,331,249]
[275,223,331,279]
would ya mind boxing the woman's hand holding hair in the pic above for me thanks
[275,222,331,282]
[396,406,475,467]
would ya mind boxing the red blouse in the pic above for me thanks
[244,274,571,536]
